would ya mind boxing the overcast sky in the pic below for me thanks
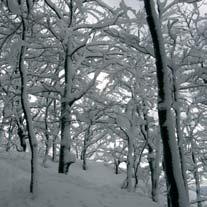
[103,0,207,15]
[104,0,141,10]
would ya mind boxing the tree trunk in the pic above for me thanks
[192,153,202,207]
[148,145,158,202]
[58,99,71,173]
[58,43,73,174]
[75,145,79,159]
[42,98,52,167]
[152,135,161,203]
[0,107,6,146]
[134,141,147,189]
[126,136,133,192]
[17,124,27,152]
[14,47,27,152]
[52,100,58,162]
[143,110,160,202]
[114,159,120,174]
[52,136,57,162]
[82,124,90,170]
[82,141,87,170]
[42,140,49,167]
[191,137,202,207]
[6,121,13,152]
[175,101,189,194]
[143,1,189,206]
[18,18,38,195]
[172,66,189,195]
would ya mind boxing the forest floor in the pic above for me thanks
[0,152,158,207]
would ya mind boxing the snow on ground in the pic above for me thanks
[0,152,158,207]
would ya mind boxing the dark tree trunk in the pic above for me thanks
[82,144,87,171]
[126,136,133,191]
[148,145,158,202]
[114,159,120,174]
[143,1,189,206]
[134,141,147,189]
[139,105,159,202]
[52,136,57,162]
[58,99,71,173]
[58,45,72,174]
[58,144,65,173]
[17,124,27,152]
[171,65,188,194]
[58,45,72,173]
[18,17,38,195]
[143,110,159,202]
[52,100,58,162]
[82,124,91,171]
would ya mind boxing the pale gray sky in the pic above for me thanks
[103,0,207,16]
[104,0,141,10]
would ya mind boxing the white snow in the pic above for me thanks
[0,152,158,207]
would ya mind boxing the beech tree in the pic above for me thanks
[143,0,190,206]
[43,0,123,174]
[0,0,39,195]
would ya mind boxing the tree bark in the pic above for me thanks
[42,98,52,167]
[6,120,13,152]
[52,100,58,162]
[153,134,161,203]
[82,140,87,170]
[126,136,133,192]
[58,99,71,173]
[82,124,91,170]
[17,117,27,152]
[58,43,73,174]
[18,17,38,195]
[143,1,189,206]
[192,152,202,207]
[171,65,189,195]
[142,110,160,202]
[114,159,120,174]
[52,135,57,162]
[134,141,147,189]
[190,131,202,207]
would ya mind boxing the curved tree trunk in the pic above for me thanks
[19,17,38,195]
[143,1,189,206]
[134,141,147,189]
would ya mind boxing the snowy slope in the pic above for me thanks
[0,152,158,207]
